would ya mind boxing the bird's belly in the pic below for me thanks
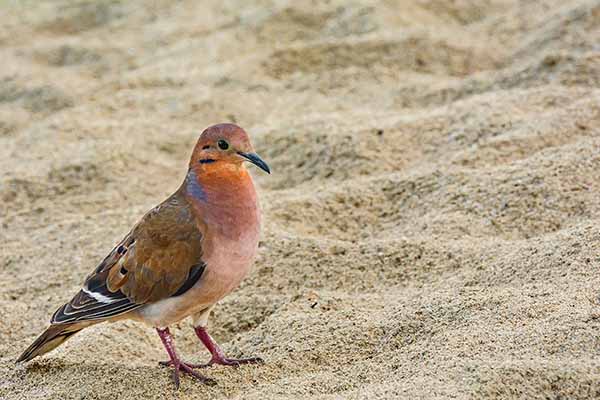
[133,234,258,327]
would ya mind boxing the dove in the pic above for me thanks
[17,123,270,389]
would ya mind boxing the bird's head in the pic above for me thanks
[190,123,270,174]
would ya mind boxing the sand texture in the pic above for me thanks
[1,0,600,399]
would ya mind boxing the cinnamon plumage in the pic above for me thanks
[17,123,271,389]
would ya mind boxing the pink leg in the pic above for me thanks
[156,327,216,389]
[193,326,264,368]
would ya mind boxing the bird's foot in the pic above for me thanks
[192,326,265,368]
[155,327,216,389]
[160,355,263,369]
[160,360,216,389]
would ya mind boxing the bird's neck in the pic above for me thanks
[184,163,259,240]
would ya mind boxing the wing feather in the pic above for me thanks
[51,192,205,324]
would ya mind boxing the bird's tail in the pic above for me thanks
[16,323,86,363]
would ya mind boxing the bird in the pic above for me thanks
[16,123,271,389]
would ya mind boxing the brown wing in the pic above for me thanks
[52,191,205,324]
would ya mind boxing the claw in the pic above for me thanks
[194,326,265,369]
[171,368,180,390]
[156,327,216,389]
[173,362,217,387]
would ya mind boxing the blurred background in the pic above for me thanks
[1,1,600,399]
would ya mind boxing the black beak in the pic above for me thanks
[238,152,271,174]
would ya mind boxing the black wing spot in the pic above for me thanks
[171,263,206,297]
[86,275,106,292]
[120,266,128,274]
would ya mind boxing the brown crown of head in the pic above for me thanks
[189,123,270,174]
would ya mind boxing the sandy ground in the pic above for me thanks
[1,0,600,398]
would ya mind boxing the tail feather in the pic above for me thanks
[17,324,84,363]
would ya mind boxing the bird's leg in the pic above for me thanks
[193,326,264,367]
[156,327,216,388]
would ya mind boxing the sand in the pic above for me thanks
[1,0,600,398]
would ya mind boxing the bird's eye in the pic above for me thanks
[217,140,229,150]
